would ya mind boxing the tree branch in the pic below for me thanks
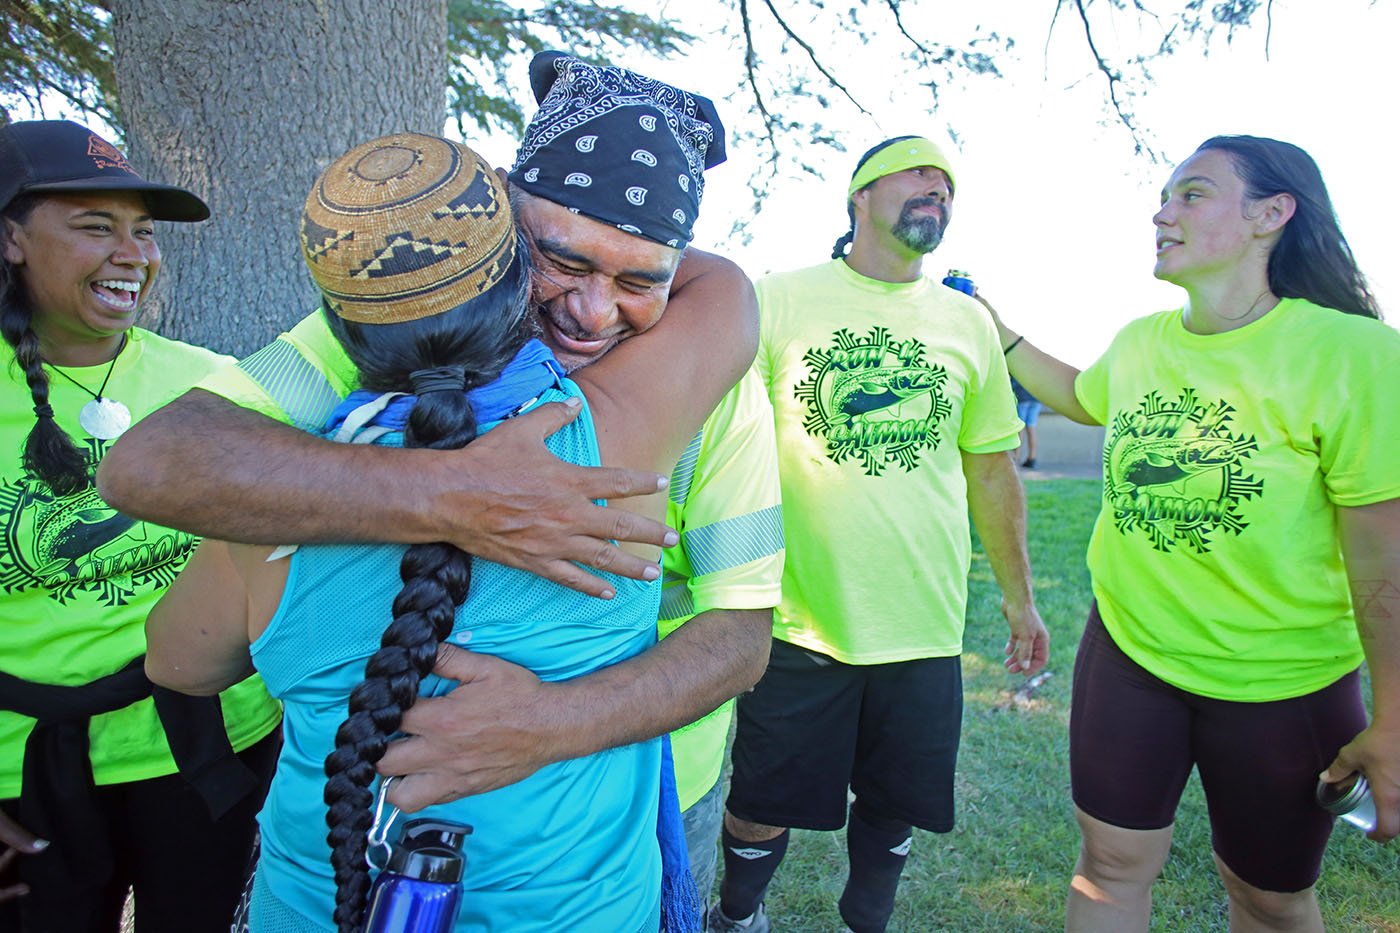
[757,0,869,115]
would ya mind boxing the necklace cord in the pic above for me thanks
[42,334,129,400]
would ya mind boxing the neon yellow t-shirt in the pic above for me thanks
[198,309,785,810]
[756,260,1022,665]
[1074,299,1400,701]
[1,328,282,798]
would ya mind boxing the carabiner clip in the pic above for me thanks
[366,775,402,869]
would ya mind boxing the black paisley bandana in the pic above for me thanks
[509,51,727,248]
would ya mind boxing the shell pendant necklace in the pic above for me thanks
[44,334,132,440]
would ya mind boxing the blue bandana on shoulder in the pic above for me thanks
[323,339,565,437]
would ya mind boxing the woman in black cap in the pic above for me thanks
[0,120,280,930]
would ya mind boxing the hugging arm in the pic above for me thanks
[381,607,772,809]
[144,538,260,695]
[380,247,766,809]
[98,388,675,599]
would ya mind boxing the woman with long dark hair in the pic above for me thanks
[0,120,279,930]
[145,132,755,931]
[988,135,1398,930]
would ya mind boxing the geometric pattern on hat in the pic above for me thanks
[301,132,515,325]
[509,51,726,248]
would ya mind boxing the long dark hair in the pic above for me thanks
[318,235,533,932]
[831,135,922,259]
[1196,135,1380,319]
[1,194,93,495]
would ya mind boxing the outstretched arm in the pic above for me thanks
[378,607,772,809]
[973,292,1097,426]
[98,390,675,598]
[1323,496,1400,843]
[961,449,1049,676]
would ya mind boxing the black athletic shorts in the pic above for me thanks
[726,638,962,833]
[1070,605,1366,893]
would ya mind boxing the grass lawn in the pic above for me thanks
[745,479,1399,932]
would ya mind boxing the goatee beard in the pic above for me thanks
[893,198,945,254]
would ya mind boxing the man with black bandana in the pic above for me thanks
[100,52,782,898]
[709,137,1047,933]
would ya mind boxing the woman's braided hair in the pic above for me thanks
[1,194,92,495]
[302,133,531,931]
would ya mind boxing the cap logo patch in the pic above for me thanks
[86,134,134,174]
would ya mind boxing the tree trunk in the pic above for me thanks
[109,0,448,356]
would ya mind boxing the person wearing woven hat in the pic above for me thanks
[0,120,280,930]
[145,130,756,932]
[103,50,779,905]
[709,136,1048,933]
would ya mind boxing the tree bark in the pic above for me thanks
[109,0,448,356]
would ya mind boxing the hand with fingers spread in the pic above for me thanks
[431,397,676,598]
[377,647,560,811]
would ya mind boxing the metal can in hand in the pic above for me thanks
[1316,773,1377,833]
[942,269,975,296]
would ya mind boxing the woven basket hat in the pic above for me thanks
[301,133,515,324]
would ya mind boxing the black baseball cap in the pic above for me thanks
[0,120,209,221]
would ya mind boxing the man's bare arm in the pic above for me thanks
[97,390,675,597]
[961,449,1050,676]
[377,607,773,810]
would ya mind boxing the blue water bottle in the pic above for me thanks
[942,269,975,295]
[365,818,472,933]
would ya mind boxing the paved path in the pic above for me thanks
[1015,412,1104,481]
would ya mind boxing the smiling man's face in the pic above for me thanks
[512,191,682,372]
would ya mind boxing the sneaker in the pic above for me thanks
[1021,458,1036,469]
[707,902,770,933]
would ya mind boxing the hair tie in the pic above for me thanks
[33,403,54,419]
[409,367,468,395]
[831,229,855,259]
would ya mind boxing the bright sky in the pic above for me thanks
[588,0,1400,367]
[12,2,1396,367]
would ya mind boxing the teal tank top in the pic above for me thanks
[249,381,662,932]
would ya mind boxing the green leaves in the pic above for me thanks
[444,0,692,137]
[1,0,117,130]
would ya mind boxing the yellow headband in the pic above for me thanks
[847,137,956,197]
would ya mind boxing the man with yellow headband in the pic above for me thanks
[709,137,1049,933]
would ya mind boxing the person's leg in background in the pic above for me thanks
[684,777,724,908]
[712,640,863,932]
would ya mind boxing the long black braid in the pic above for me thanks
[831,136,923,259]
[319,237,533,932]
[1,194,92,495]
